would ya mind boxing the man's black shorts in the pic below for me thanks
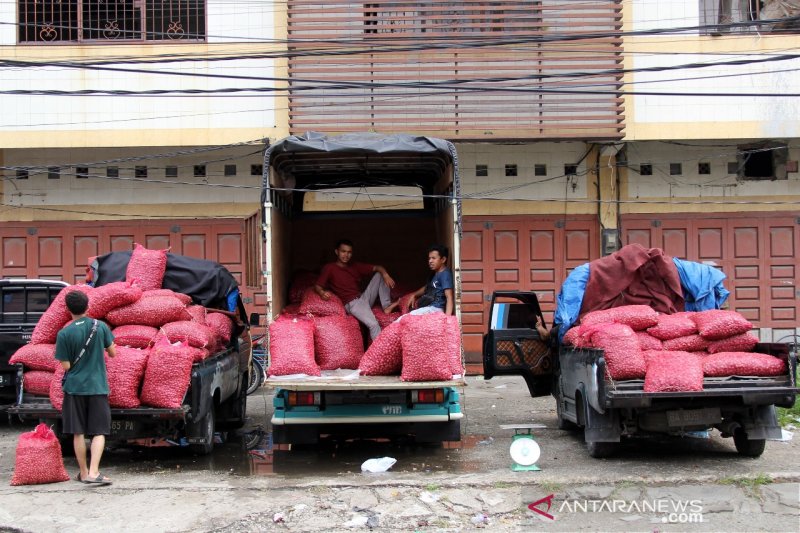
[61,394,111,436]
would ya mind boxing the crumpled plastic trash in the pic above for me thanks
[361,456,397,473]
[471,513,489,526]
[777,429,794,442]
[343,515,369,527]
[419,491,439,503]
[273,512,285,523]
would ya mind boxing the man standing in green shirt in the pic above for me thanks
[55,290,116,485]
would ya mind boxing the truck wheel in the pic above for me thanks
[189,409,216,455]
[586,440,618,459]
[733,430,766,457]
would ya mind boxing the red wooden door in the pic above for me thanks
[461,215,600,361]
[0,218,263,309]
[621,212,799,333]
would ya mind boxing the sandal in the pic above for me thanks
[84,474,112,485]
[74,473,88,484]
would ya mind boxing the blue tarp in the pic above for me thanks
[553,256,730,342]
[553,263,590,342]
[672,257,729,312]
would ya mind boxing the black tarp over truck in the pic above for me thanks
[260,132,465,444]
[10,253,252,455]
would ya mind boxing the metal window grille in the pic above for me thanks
[18,0,206,43]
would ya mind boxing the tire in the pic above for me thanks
[733,429,766,457]
[586,440,618,459]
[246,359,264,396]
[188,409,216,455]
[218,388,247,430]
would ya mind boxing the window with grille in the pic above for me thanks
[18,1,206,43]
[698,0,799,34]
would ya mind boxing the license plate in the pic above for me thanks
[110,419,140,437]
[666,407,721,427]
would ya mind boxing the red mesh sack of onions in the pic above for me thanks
[707,332,759,354]
[160,320,216,349]
[23,370,53,396]
[703,351,786,377]
[49,366,65,410]
[112,325,158,349]
[289,270,319,304]
[206,312,234,344]
[126,243,168,291]
[644,351,703,393]
[30,285,92,345]
[662,334,710,352]
[636,331,664,352]
[581,305,659,331]
[186,305,207,324]
[444,315,464,376]
[693,310,753,340]
[313,315,364,370]
[106,295,190,327]
[298,288,346,317]
[646,313,697,340]
[282,303,301,316]
[398,293,415,315]
[588,323,646,380]
[106,346,149,408]
[10,344,58,371]
[87,280,142,319]
[400,314,455,381]
[10,423,70,486]
[268,317,320,377]
[141,289,193,305]
[371,307,400,328]
[139,338,195,408]
[359,321,403,376]
[563,325,599,348]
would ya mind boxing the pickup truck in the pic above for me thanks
[10,253,252,455]
[482,290,798,458]
[260,132,465,444]
[0,279,69,409]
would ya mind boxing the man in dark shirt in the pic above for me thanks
[56,290,116,485]
[314,239,397,340]
[404,244,455,316]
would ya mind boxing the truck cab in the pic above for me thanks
[0,279,68,409]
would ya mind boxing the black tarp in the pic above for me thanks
[91,251,239,311]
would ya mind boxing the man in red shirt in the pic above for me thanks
[314,239,396,340]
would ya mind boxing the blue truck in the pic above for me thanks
[261,133,465,444]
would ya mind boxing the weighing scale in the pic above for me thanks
[500,424,545,471]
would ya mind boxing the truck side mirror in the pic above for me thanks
[249,312,260,326]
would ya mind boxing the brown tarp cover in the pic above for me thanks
[579,243,684,320]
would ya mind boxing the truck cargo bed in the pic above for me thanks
[265,374,465,391]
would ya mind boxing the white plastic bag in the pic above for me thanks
[360,456,397,473]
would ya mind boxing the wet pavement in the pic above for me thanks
[0,375,798,532]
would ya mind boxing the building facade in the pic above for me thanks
[1,1,798,362]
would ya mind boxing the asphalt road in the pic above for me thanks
[0,375,798,532]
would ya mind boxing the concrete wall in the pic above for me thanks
[622,140,800,213]
[0,1,285,147]
[624,1,800,140]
